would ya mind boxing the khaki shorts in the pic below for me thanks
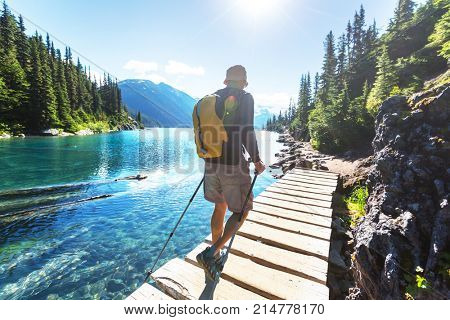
[203,161,253,213]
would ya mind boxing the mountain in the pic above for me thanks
[254,107,274,129]
[119,79,197,127]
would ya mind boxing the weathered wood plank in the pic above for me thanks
[186,242,329,300]
[151,258,266,300]
[292,168,339,177]
[252,202,332,228]
[127,283,174,300]
[247,210,332,240]
[283,174,338,187]
[255,196,333,217]
[289,170,339,181]
[289,172,339,184]
[204,234,328,284]
[275,179,336,194]
[271,182,333,201]
[261,189,331,208]
[238,221,330,260]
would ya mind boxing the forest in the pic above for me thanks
[0,1,132,136]
[266,0,449,153]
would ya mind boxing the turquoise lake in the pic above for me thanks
[0,129,281,299]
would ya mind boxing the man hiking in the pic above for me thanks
[192,65,266,281]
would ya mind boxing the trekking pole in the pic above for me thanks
[216,170,259,280]
[143,176,205,283]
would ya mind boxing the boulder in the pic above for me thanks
[75,129,94,136]
[0,133,11,139]
[42,128,59,136]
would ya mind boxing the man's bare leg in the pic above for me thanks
[211,210,249,256]
[211,202,227,243]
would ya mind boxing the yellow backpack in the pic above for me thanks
[192,94,238,158]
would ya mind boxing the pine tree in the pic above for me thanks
[55,49,73,129]
[318,31,337,106]
[366,45,398,114]
[0,50,28,119]
[428,0,450,60]
[346,21,353,66]
[37,36,59,128]
[336,33,347,91]
[0,0,16,50]
[313,72,320,101]
[15,15,29,70]
[391,0,416,29]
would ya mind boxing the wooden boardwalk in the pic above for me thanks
[127,168,339,300]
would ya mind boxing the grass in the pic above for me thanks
[345,184,369,228]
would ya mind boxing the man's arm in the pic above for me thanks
[241,94,265,174]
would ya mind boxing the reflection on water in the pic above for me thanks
[0,129,281,299]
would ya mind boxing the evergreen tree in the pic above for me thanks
[366,45,398,114]
[318,31,337,106]
[37,36,59,128]
[391,0,416,29]
[55,49,73,129]
[15,15,29,70]
[0,0,17,50]
[0,50,28,121]
[428,0,450,60]
[336,33,347,91]
[313,72,320,101]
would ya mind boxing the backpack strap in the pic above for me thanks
[195,98,208,154]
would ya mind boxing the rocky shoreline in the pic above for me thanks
[269,134,333,176]
[0,117,140,139]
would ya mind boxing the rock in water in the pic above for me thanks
[352,85,449,299]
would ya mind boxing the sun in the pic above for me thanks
[235,0,283,19]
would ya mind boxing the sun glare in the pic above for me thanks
[235,0,283,19]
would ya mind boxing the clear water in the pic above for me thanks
[0,129,281,300]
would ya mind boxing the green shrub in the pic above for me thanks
[404,266,430,299]
[345,184,369,227]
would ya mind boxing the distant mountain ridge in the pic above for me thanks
[254,107,274,129]
[119,79,275,129]
[119,79,197,127]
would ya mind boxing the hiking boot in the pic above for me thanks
[196,247,220,281]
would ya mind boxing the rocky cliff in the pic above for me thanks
[351,84,449,299]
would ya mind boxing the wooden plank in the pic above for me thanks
[186,242,329,300]
[275,179,336,194]
[255,195,333,217]
[151,258,266,300]
[289,172,339,183]
[289,171,339,181]
[283,174,338,187]
[238,221,330,260]
[262,188,332,208]
[260,191,333,212]
[271,182,333,201]
[292,168,339,177]
[290,171,339,181]
[127,283,174,300]
[252,202,332,228]
[204,235,328,284]
[247,210,331,240]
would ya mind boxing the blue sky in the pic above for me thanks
[9,0,425,114]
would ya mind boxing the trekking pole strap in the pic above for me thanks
[143,176,205,283]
